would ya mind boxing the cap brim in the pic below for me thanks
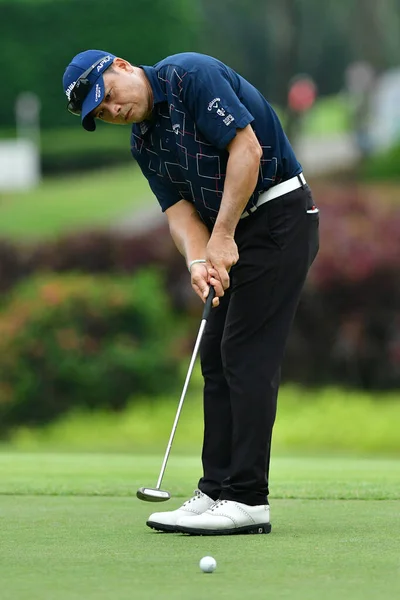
[81,76,105,132]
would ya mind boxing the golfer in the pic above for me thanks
[63,50,319,536]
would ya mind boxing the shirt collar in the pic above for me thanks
[140,66,166,105]
[133,66,166,135]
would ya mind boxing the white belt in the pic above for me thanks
[240,173,306,219]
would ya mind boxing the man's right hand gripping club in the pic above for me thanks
[190,233,239,308]
[190,261,223,308]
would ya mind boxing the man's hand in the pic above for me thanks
[190,262,224,307]
[206,231,239,290]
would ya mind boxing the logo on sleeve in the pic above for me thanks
[208,97,228,117]
[208,97,221,111]
[223,114,234,126]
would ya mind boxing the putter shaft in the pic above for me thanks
[156,318,207,490]
[137,288,215,501]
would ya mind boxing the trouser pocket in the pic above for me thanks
[307,207,320,268]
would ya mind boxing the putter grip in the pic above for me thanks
[202,287,216,321]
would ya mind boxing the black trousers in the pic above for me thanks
[198,184,319,505]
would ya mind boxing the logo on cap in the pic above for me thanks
[96,56,112,72]
[95,84,102,102]
[65,81,76,101]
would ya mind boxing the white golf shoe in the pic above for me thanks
[146,489,215,533]
[176,499,271,535]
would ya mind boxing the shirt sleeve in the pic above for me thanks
[131,146,181,212]
[181,60,254,149]
[145,171,181,212]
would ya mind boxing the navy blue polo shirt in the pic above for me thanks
[130,52,302,228]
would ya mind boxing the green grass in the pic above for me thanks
[301,94,351,136]
[7,380,400,456]
[0,165,153,241]
[0,452,399,600]
[275,94,351,136]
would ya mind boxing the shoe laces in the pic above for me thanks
[209,499,228,512]
[183,489,204,506]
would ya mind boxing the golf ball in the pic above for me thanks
[199,556,217,573]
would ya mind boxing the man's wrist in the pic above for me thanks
[211,224,235,238]
[188,258,207,273]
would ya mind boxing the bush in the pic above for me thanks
[0,239,26,296]
[0,223,191,307]
[285,181,400,390]
[361,143,400,181]
[0,180,399,391]
[0,270,187,435]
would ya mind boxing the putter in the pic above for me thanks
[136,287,216,502]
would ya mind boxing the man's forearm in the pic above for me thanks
[213,129,262,237]
[169,210,211,266]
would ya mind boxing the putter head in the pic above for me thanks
[136,487,171,502]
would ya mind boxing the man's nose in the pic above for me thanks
[110,104,121,117]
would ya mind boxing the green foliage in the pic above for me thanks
[0,270,186,434]
[361,143,400,181]
[3,0,400,133]
[6,370,400,455]
[0,0,202,129]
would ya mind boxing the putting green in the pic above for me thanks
[0,453,399,600]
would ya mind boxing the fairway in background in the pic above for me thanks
[301,94,351,136]
[0,165,153,241]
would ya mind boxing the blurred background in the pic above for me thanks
[0,0,399,455]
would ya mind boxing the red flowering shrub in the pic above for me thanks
[309,182,400,289]
[285,181,400,389]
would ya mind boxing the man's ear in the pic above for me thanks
[113,57,134,73]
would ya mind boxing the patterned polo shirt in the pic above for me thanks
[130,52,301,229]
